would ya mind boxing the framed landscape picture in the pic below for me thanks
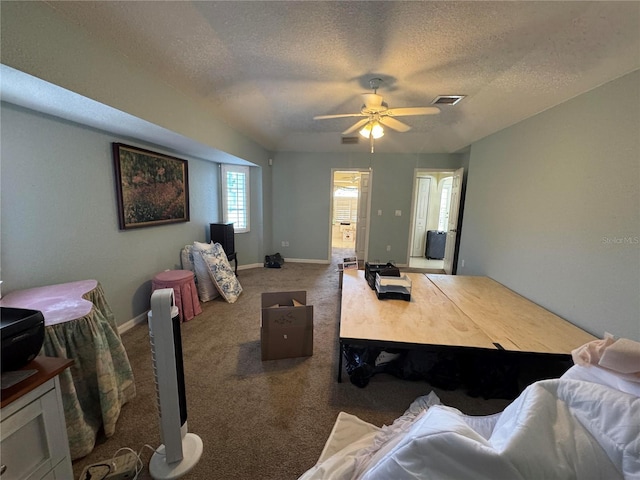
[112,143,190,230]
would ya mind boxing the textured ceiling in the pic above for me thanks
[15,1,640,153]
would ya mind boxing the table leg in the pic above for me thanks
[227,252,238,276]
[337,341,343,383]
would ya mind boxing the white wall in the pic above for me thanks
[1,104,222,326]
[458,70,640,341]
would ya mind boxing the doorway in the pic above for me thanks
[408,170,455,271]
[330,170,370,264]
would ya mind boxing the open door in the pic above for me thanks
[443,167,463,274]
[330,170,371,263]
[355,172,370,261]
[410,177,431,257]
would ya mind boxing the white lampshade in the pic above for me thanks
[359,121,384,139]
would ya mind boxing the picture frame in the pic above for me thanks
[112,143,190,230]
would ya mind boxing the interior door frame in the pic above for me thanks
[407,168,456,266]
[409,176,432,257]
[328,168,373,263]
[443,167,464,274]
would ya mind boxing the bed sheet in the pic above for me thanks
[561,363,640,397]
[300,376,639,480]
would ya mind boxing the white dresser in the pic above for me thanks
[1,357,74,480]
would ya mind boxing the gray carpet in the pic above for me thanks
[72,259,511,480]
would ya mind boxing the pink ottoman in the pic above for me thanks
[152,270,202,322]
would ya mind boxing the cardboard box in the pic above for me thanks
[261,291,313,361]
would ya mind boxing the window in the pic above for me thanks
[221,164,249,233]
[333,186,358,223]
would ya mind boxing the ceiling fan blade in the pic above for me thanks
[379,116,412,133]
[314,113,366,120]
[342,118,370,135]
[386,106,440,116]
[362,93,383,109]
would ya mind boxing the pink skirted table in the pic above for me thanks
[0,280,136,460]
[152,270,202,322]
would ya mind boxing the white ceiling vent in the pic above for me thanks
[341,136,359,144]
[432,95,465,106]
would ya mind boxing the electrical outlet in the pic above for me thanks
[395,210,402,216]
[386,245,391,252]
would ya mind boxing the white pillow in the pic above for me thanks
[181,245,195,272]
[201,243,243,304]
[191,241,220,302]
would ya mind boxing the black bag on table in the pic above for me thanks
[364,262,400,289]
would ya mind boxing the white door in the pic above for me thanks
[355,172,370,261]
[411,177,431,257]
[443,167,464,274]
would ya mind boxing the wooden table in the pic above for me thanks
[426,274,597,354]
[339,270,597,381]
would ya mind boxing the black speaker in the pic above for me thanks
[210,223,235,254]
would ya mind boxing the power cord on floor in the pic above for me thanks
[111,447,144,479]
[140,443,164,458]
[79,444,165,480]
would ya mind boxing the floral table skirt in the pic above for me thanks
[3,280,136,460]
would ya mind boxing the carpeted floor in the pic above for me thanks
[72,258,511,480]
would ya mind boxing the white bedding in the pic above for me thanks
[300,369,640,480]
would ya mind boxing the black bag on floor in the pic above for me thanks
[264,252,285,268]
[394,351,462,390]
[463,355,520,399]
[343,345,381,388]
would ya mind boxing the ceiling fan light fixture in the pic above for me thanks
[359,121,384,139]
[359,123,372,138]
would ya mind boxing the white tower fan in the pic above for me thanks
[147,288,203,479]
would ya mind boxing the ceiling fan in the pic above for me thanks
[314,78,440,151]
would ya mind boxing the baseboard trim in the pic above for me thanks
[238,262,263,270]
[118,260,330,334]
[118,310,148,335]
[286,258,330,264]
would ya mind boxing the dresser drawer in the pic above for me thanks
[1,378,71,480]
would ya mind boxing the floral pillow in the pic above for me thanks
[200,243,242,303]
